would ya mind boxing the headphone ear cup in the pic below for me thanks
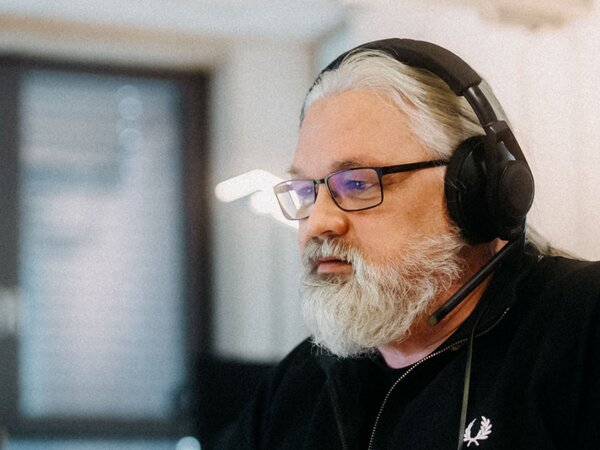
[490,156,535,240]
[445,136,497,243]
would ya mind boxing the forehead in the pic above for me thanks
[291,89,432,177]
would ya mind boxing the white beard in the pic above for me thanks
[301,230,466,358]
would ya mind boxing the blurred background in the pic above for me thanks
[0,0,598,448]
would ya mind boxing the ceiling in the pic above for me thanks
[0,0,349,68]
[0,0,347,41]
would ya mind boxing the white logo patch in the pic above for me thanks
[463,416,492,447]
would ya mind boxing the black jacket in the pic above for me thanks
[208,250,600,449]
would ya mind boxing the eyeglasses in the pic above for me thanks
[273,160,448,220]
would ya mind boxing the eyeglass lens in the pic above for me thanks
[327,168,381,209]
[274,168,382,220]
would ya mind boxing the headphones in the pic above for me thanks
[318,38,535,244]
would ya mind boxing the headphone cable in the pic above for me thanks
[456,293,491,450]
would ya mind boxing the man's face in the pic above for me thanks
[293,89,452,267]
[291,89,467,357]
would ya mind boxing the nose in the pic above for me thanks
[299,184,349,242]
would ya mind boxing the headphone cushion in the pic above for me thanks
[445,136,497,243]
[495,159,535,228]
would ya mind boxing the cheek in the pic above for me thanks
[350,197,449,257]
[297,222,309,251]
[401,178,449,233]
[405,199,447,232]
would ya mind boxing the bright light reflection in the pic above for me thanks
[215,170,298,229]
[215,169,282,202]
[176,436,201,450]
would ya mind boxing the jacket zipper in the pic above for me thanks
[330,387,349,450]
[367,307,511,450]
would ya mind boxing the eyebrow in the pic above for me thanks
[287,159,369,178]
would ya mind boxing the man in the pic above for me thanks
[209,39,600,449]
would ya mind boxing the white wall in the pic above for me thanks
[209,40,312,360]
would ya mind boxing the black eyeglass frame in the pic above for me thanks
[274,159,449,220]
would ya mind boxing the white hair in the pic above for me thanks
[301,49,487,159]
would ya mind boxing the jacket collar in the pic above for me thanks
[448,243,540,343]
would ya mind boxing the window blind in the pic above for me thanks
[18,70,186,420]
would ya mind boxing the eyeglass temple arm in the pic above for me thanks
[380,160,448,175]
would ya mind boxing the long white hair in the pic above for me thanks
[301,49,485,159]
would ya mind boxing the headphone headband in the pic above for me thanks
[323,38,482,96]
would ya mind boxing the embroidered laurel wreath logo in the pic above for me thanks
[463,416,493,447]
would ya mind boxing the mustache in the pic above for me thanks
[302,238,361,268]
